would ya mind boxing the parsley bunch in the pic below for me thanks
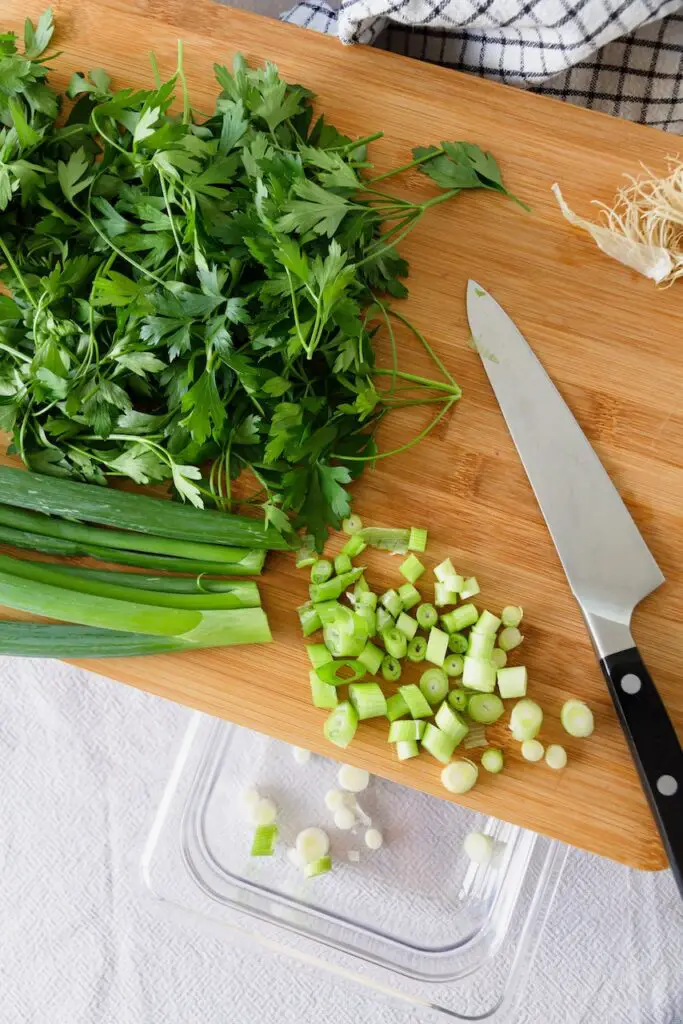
[0,11,517,546]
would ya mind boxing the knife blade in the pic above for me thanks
[467,280,682,894]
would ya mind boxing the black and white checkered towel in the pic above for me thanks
[284,0,683,130]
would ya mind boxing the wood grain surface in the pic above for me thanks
[4,0,683,870]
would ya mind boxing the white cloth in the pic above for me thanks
[0,656,681,1024]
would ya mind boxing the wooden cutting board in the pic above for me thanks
[5,0,683,871]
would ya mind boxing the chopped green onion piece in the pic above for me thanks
[481,747,504,773]
[341,534,367,558]
[497,665,528,699]
[419,667,449,705]
[397,582,421,610]
[443,654,464,677]
[462,656,497,693]
[498,626,523,652]
[560,699,594,738]
[396,739,420,760]
[399,554,425,584]
[304,855,332,878]
[434,558,458,582]
[381,655,402,682]
[441,604,478,632]
[382,626,408,660]
[501,605,523,628]
[316,660,366,686]
[464,723,488,749]
[426,626,449,667]
[441,759,478,794]
[388,719,426,742]
[460,577,480,599]
[376,606,394,632]
[358,527,410,553]
[356,589,377,610]
[310,670,339,709]
[472,609,502,635]
[510,699,543,741]
[314,599,344,625]
[354,604,377,637]
[310,568,364,603]
[491,648,507,669]
[395,612,418,640]
[307,643,333,668]
[416,603,438,630]
[380,589,403,618]
[399,684,433,719]
[323,620,368,658]
[447,631,468,654]
[311,559,333,584]
[298,601,322,637]
[463,831,495,864]
[296,827,330,862]
[354,574,370,596]
[421,723,457,763]
[324,701,358,748]
[448,688,469,712]
[358,641,384,676]
[295,535,317,569]
[386,691,409,721]
[434,702,469,745]
[343,515,363,535]
[251,824,279,857]
[545,744,568,769]
[434,581,459,607]
[408,527,428,552]
[334,553,353,575]
[407,636,427,662]
[468,693,504,724]
[349,682,387,720]
[467,631,495,660]
[521,739,545,762]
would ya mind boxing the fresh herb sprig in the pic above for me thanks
[0,11,518,546]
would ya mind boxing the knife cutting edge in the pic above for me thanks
[466,280,683,894]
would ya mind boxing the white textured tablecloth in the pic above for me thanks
[1,656,681,1024]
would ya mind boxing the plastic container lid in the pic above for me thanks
[142,714,567,1021]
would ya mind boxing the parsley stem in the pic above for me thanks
[0,342,31,364]
[177,41,191,124]
[158,172,185,265]
[363,148,443,186]
[0,238,37,309]
[373,368,460,395]
[337,131,384,153]
[389,309,458,389]
[331,396,457,462]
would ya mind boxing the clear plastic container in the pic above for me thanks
[142,713,567,1021]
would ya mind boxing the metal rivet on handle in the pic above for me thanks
[620,673,642,694]
[656,775,678,797]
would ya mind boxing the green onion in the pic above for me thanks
[481,747,504,774]
[408,527,428,552]
[467,631,495,660]
[0,621,207,657]
[323,618,368,657]
[441,759,478,793]
[388,719,426,742]
[448,688,469,712]
[419,667,448,705]
[395,612,418,640]
[407,636,427,662]
[416,603,438,629]
[560,699,594,737]
[501,605,523,628]
[434,581,460,607]
[343,515,363,535]
[334,553,353,575]
[443,654,464,677]
[460,577,480,599]
[382,626,408,659]
[324,701,358,748]
[441,604,478,632]
[397,582,421,610]
[491,647,507,669]
[399,554,425,584]
[298,601,322,636]
[356,588,377,610]
[521,739,545,762]
[50,566,258,598]
[386,691,409,721]
[468,693,504,724]
[380,589,403,618]
[307,643,333,668]
[396,739,420,760]
[295,535,317,568]
[510,699,543,741]
[349,682,387,720]
[464,722,488,750]
[354,604,377,636]
[381,654,402,681]
[545,744,568,769]
[376,606,394,632]
[341,534,367,558]
[434,702,469,745]
[398,684,433,719]
[472,609,502,634]
[462,656,497,692]
[0,465,289,550]
[315,599,344,625]
[463,832,495,864]
[310,670,339,709]
[497,665,528,699]
[358,641,384,676]
[425,626,449,666]
[310,567,364,603]
[316,660,366,686]
[358,526,410,553]
[434,558,456,582]
[304,855,332,878]
[498,626,523,651]
[447,631,468,654]
[251,824,279,856]
[421,723,457,763]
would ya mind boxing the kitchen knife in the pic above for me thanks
[467,280,683,893]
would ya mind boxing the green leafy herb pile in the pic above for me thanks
[0,10,518,547]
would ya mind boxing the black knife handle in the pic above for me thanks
[600,647,683,895]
